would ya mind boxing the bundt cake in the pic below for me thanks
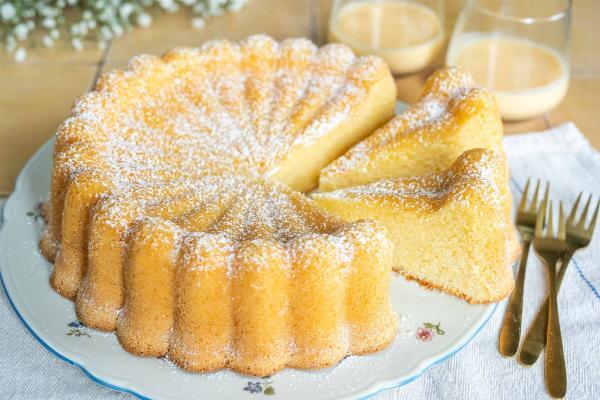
[40,35,399,375]
[42,34,398,293]
[317,67,505,192]
[312,149,518,303]
[112,175,397,375]
[40,34,517,375]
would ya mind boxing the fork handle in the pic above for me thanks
[518,251,573,366]
[498,238,531,357]
[545,260,567,399]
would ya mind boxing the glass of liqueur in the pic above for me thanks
[328,0,446,75]
[446,0,571,120]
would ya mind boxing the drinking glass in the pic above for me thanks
[328,0,445,75]
[446,0,572,120]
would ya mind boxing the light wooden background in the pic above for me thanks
[1,0,598,194]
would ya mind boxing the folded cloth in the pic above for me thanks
[1,123,599,399]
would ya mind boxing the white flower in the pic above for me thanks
[42,17,57,29]
[14,24,29,41]
[99,9,115,22]
[191,17,205,29]
[38,5,57,18]
[100,26,113,40]
[71,38,83,51]
[70,24,81,36]
[209,0,228,6]
[0,3,16,21]
[5,36,17,53]
[1,0,248,56]
[193,3,207,13]
[42,35,54,47]
[228,0,247,12]
[159,0,178,12]
[136,13,152,27]
[119,3,135,20]
[111,23,124,37]
[14,48,27,63]
[208,0,227,15]
[71,22,89,37]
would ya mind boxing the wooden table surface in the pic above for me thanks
[1,0,598,194]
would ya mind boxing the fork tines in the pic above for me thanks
[567,192,600,232]
[520,178,544,214]
[537,200,566,240]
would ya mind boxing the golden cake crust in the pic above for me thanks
[41,34,517,375]
[41,35,399,376]
[317,66,505,192]
[399,271,514,304]
[312,149,518,303]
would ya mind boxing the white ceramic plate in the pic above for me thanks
[0,130,497,400]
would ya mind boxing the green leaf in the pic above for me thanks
[423,322,445,335]
[264,386,275,395]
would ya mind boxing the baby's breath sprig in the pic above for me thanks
[0,0,249,62]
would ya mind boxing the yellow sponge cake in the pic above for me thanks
[318,67,505,192]
[313,149,517,303]
[41,35,399,376]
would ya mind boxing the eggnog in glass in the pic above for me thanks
[446,0,571,121]
[328,0,445,74]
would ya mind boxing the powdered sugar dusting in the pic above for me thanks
[322,66,490,178]
[55,35,390,192]
[315,148,507,213]
[43,35,399,376]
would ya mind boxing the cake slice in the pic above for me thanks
[317,66,504,192]
[312,149,518,303]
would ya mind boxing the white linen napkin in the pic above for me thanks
[1,122,599,399]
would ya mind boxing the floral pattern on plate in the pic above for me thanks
[243,376,275,395]
[416,322,446,342]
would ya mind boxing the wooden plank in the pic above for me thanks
[0,65,98,194]
[106,0,312,62]
[0,38,103,65]
[548,75,600,149]
[571,0,600,70]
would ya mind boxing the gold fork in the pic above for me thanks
[533,194,567,399]
[519,194,599,367]
[499,179,546,357]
